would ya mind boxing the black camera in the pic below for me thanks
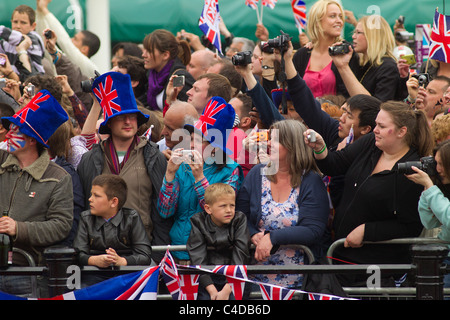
[80,70,101,93]
[265,31,292,50]
[412,73,430,87]
[44,30,53,39]
[397,156,437,176]
[329,40,352,56]
[231,51,252,66]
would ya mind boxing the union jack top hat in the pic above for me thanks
[1,90,68,148]
[184,96,235,155]
[92,71,149,134]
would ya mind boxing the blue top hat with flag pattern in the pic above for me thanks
[92,71,149,134]
[1,89,68,148]
[184,96,235,155]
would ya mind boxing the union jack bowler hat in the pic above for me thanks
[92,71,149,134]
[184,96,235,154]
[1,89,68,148]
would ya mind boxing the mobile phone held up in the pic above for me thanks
[173,75,185,87]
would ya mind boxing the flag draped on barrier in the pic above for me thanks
[0,250,355,300]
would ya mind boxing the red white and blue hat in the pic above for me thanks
[184,96,235,154]
[271,88,291,108]
[1,90,68,148]
[92,71,149,134]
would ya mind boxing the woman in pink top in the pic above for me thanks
[293,0,358,98]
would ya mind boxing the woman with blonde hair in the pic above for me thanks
[236,119,329,289]
[293,0,358,98]
[330,15,399,101]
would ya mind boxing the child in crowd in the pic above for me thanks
[0,5,45,80]
[187,183,250,300]
[73,174,152,287]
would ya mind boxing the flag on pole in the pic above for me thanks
[429,9,450,63]
[261,0,277,9]
[199,0,222,54]
[245,0,259,10]
[291,0,307,33]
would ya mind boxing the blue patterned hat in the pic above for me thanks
[1,90,68,148]
[92,71,149,134]
[184,96,235,154]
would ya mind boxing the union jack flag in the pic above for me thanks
[5,124,26,153]
[160,249,181,300]
[429,10,450,63]
[0,266,160,300]
[245,0,259,10]
[291,0,307,30]
[259,283,296,300]
[261,0,277,9]
[194,97,227,137]
[199,0,222,54]
[14,91,49,124]
[212,265,248,300]
[308,293,347,300]
[179,274,200,300]
[93,75,121,117]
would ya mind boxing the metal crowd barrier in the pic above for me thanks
[0,239,448,300]
[326,237,450,300]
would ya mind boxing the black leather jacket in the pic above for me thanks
[187,210,250,288]
[74,207,152,266]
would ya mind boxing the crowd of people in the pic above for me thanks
[0,0,449,299]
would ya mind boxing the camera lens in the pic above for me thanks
[397,161,422,174]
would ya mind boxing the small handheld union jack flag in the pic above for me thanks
[261,0,277,9]
[198,0,222,54]
[245,0,259,10]
[429,10,450,63]
[291,0,307,32]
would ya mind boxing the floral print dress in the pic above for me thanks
[251,175,304,289]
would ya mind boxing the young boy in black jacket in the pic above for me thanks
[73,174,152,287]
[187,183,250,300]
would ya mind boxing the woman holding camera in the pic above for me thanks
[236,119,329,289]
[292,0,357,98]
[405,140,450,286]
[141,29,194,111]
[157,97,243,263]
[306,101,434,286]
[330,15,399,102]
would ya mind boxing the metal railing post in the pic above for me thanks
[44,246,77,297]
[411,244,448,300]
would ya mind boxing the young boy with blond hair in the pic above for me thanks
[187,183,250,300]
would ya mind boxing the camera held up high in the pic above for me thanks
[231,51,252,66]
[81,71,101,93]
[264,30,292,51]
